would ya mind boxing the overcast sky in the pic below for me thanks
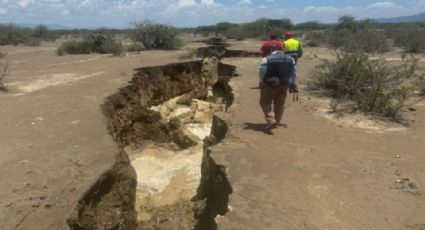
[0,0,425,28]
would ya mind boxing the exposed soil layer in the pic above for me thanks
[68,59,236,229]
[196,46,260,59]
[197,38,230,47]
[67,151,137,230]
[194,115,232,230]
[102,60,207,148]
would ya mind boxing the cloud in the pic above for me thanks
[16,0,36,9]
[366,2,399,10]
[237,0,252,5]
[61,9,70,16]
[166,0,198,12]
[201,0,214,5]
[0,7,7,15]
[303,6,354,13]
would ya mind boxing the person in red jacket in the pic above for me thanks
[260,35,284,57]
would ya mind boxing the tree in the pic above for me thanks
[33,24,49,39]
[130,20,182,50]
[336,15,357,32]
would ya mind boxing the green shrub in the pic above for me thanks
[33,24,57,41]
[329,29,390,52]
[130,20,182,50]
[327,16,390,53]
[304,31,327,47]
[0,24,33,45]
[388,26,425,53]
[126,43,143,53]
[244,18,293,38]
[308,52,420,121]
[57,40,92,55]
[101,41,125,56]
[86,34,124,55]
[194,18,293,40]
[223,26,249,40]
[0,24,57,46]
[57,33,124,56]
[295,21,330,30]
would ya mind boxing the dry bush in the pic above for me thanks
[0,24,56,46]
[388,26,425,53]
[328,29,390,53]
[415,69,425,96]
[327,16,390,53]
[178,48,197,59]
[57,33,124,56]
[304,31,327,47]
[0,60,9,92]
[57,40,92,55]
[308,52,420,122]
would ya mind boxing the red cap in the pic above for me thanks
[285,32,294,38]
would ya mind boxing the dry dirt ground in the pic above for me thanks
[0,43,188,229]
[1,39,425,230]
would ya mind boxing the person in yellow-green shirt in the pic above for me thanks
[283,31,303,93]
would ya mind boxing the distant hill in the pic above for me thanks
[378,12,425,23]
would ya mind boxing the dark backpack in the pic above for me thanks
[264,52,294,87]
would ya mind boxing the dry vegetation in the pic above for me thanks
[1,16,425,117]
[307,53,423,122]
[57,33,124,56]
[0,53,8,92]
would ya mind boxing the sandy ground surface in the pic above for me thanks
[213,42,425,230]
[0,39,424,230]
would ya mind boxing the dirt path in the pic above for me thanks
[213,57,425,230]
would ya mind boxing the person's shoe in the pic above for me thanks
[274,122,287,128]
[263,124,274,135]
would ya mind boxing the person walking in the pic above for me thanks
[259,45,295,134]
[260,34,284,57]
[283,32,303,92]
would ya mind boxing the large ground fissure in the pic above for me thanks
[68,58,236,229]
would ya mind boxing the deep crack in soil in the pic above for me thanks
[67,58,236,230]
[196,46,260,59]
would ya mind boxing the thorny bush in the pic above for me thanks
[308,52,423,122]
[0,60,9,92]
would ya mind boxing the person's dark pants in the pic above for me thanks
[260,84,288,125]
